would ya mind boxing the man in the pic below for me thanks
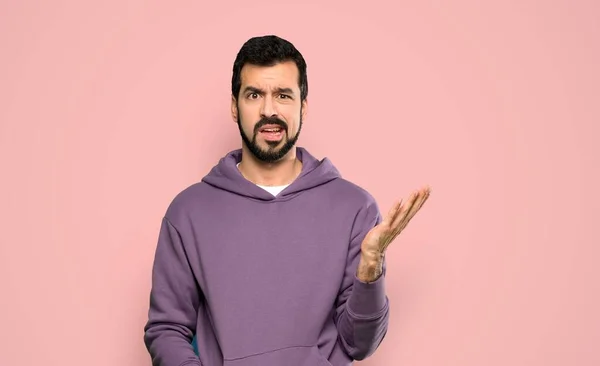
[143,35,431,366]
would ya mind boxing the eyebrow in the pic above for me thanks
[242,86,296,95]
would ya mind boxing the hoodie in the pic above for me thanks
[143,147,390,366]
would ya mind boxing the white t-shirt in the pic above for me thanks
[256,184,289,196]
[237,163,290,197]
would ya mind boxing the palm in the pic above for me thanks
[362,186,431,254]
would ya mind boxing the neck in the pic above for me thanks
[238,146,302,186]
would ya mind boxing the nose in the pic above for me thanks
[260,96,277,118]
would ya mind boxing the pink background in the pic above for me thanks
[1,1,598,365]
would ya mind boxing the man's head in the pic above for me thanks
[231,35,308,163]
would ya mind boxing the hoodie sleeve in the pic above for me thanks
[334,198,390,361]
[144,217,203,366]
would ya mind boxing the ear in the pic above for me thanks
[231,95,238,123]
[301,98,308,120]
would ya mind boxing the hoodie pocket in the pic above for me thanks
[223,345,332,366]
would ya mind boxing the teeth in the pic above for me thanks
[263,128,281,132]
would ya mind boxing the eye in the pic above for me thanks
[278,94,291,99]
[248,93,259,99]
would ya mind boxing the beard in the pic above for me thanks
[237,108,303,164]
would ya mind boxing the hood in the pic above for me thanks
[201,147,341,201]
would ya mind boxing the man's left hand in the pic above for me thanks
[356,185,431,283]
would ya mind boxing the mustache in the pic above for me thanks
[254,117,288,134]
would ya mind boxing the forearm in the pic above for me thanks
[336,273,390,360]
[335,198,390,359]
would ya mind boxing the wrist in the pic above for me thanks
[356,250,384,283]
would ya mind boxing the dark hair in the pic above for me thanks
[231,35,308,101]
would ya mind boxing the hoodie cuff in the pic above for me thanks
[347,274,388,317]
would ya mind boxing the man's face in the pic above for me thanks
[232,61,307,163]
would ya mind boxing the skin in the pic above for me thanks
[231,61,307,187]
[357,186,431,282]
[231,60,432,283]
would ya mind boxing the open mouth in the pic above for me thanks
[258,125,285,141]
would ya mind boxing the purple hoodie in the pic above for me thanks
[144,147,390,366]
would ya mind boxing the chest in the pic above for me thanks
[190,199,353,301]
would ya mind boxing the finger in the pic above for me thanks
[394,186,431,231]
[387,187,431,240]
[382,198,403,226]
[405,188,428,222]
[414,186,431,212]
[391,190,419,230]
[400,186,431,230]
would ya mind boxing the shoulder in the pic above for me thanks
[327,177,379,209]
[318,177,382,225]
[326,178,383,239]
[162,181,215,225]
